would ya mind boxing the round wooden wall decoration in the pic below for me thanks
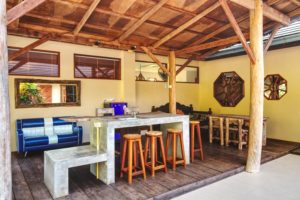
[264,74,287,100]
[214,71,244,107]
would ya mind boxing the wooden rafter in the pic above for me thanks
[141,47,171,76]
[73,0,102,35]
[118,0,169,42]
[177,33,249,55]
[264,24,281,54]
[289,0,300,6]
[229,0,290,25]
[152,1,220,48]
[198,46,226,60]
[220,0,256,64]
[6,0,46,25]
[8,34,50,61]
[176,56,195,76]
[8,0,23,28]
[185,15,249,48]
[108,0,136,28]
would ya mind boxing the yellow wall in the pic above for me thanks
[135,53,200,112]
[8,36,200,151]
[199,46,300,142]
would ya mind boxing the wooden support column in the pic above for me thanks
[0,0,12,199]
[168,51,176,114]
[246,0,264,173]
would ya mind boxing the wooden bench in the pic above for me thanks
[44,145,107,198]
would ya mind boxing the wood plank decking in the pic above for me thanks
[12,139,300,200]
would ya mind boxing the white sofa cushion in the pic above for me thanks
[23,127,45,137]
[54,125,73,135]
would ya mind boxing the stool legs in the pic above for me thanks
[166,131,186,170]
[120,135,146,184]
[196,124,204,160]
[190,124,195,162]
[138,140,146,180]
[144,134,167,176]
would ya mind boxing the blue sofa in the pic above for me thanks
[16,117,83,154]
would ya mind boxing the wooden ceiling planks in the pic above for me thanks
[5,0,298,60]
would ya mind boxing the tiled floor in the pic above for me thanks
[173,154,300,200]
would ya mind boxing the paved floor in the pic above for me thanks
[173,154,300,200]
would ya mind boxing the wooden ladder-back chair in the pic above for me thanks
[225,118,248,150]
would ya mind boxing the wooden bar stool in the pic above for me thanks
[190,121,204,162]
[120,134,146,184]
[166,129,186,170]
[209,116,225,146]
[144,131,167,176]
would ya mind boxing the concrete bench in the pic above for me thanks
[44,145,107,198]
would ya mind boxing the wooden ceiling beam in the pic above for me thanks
[73,0,102,35]
[198,46,227,60]
[6,0,46,25]
[220,0,255,64]
[229,0,290,25]
[141,47,171,76]
[176,56,195,76]
[264,24,281,55]
[8,34,50,61]
[289,0,300,6]
[117,0,169,42]
[153,2,220,48]
[184,14,249,48]
[8,0,23,29]
[176,34,249,55]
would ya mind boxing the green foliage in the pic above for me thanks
[19,83,44,105]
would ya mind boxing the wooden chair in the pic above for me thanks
[120,134,146,184]
[209,116,225,146]
[190,120,204,162]
[144,131,167,176]
[225,118,248,150]
[166,129,186,170]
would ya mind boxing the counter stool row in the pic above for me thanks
[120,120,204,184]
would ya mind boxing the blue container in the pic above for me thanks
[109,102,128,115]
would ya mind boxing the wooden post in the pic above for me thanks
[246,0,264,173]
[0,0,12,199]
[168,51,176,114]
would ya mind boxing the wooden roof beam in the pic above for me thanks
[8,34,50,61]
[73,0,102,35]
[6,0,46,25]
[229,0,290,25]
[176,34,248,55]
[153,1,220,48]
[220,0,256,64]
[176,56,195,76]
[8,0,23,28]
[141,47,171,76]
[289,0,300,6]
[118,0,169,42]
[264,24,281,55]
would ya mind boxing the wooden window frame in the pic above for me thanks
[8,46,60,77]
[74,53,121,80]
[135,60,199,84]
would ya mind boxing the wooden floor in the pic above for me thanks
[12,139,300,200]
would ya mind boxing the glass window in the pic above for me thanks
[8,47,59,77]
[74,54,121,80]
[135,61,199,83]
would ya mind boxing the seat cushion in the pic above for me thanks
[24,134,79,147]
[54,125,73,135]
[22,127,45,137]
